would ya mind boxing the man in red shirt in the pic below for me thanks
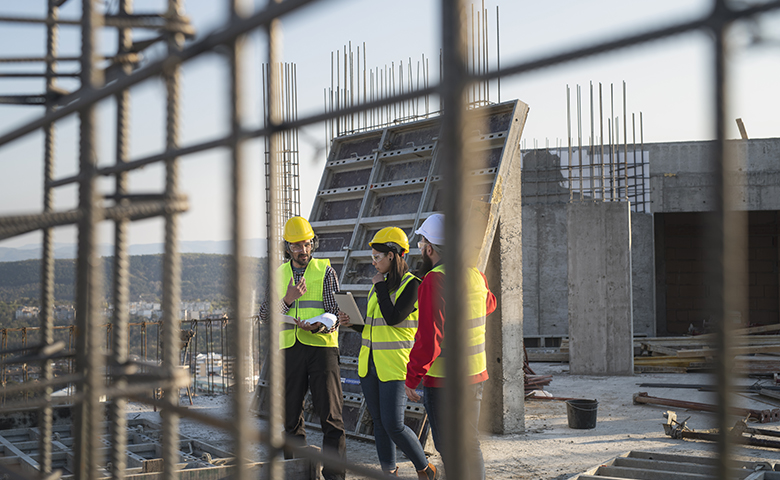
[405,214,497,480]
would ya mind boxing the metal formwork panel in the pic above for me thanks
[310,99,529,300]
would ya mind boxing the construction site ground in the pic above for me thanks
[127,362,780,479]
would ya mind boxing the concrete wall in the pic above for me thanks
[631,212,655,336]
[521,203,569,337]
[568,202,634,375]
[648,139,780,213]
[484,163,524,434]
[521,205,653,340]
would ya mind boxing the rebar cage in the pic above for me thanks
[1,1,779,480]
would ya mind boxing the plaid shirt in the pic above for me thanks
[258,262,340,334]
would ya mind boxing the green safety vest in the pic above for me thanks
[426,265,488,380]
[277,258,338,349]
[358,272,420,382]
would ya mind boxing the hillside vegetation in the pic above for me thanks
[0,254,267,304]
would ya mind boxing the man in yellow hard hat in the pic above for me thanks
[259,216,346,480]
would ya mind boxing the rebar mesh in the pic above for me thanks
[0,0,777,479]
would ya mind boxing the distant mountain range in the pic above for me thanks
[0,239,269,262]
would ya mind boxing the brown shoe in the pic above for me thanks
[417,463,439,480]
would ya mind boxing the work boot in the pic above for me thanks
[417,463,439,480]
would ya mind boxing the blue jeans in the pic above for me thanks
[360,360,428,472]
[424,382,485,480]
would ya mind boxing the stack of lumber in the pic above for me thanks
[523,345,553,391]
[635,323,780,374]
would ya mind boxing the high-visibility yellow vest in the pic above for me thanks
[277,258,338,349]
[358,272,420,382]
[426,265,488,380]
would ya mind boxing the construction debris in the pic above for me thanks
[663,410,780,450]
[633,392,778,423]
[526,324,780,378]
[524,345,553,392]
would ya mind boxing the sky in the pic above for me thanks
[0,0,778,250]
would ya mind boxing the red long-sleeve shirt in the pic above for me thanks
[405,267,497,389]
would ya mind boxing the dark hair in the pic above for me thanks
[372,243,408,291]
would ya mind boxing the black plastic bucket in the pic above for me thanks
[565,399,598,429]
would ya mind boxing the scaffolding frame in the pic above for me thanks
[0,0,779,479]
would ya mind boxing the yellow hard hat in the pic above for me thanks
[369,227,409,255]
[284,216,314,243]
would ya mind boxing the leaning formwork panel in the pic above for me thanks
[306,99,528,441]
[311,99,528,295]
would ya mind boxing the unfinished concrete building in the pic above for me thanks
[522,137,780,374]
[1,0,779,479]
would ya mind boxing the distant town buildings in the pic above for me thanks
[14,306,39,319]
[10,301,225,322]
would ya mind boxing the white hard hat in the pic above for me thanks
[415,214,445,245]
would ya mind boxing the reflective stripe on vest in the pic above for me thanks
[426,265,488,379]
[276,258,338,349]
[358,271,420,381]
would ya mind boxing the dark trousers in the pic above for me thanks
[424,382,485,480]
[285,341,346,480]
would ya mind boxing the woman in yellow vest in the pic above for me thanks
[339,227,438,479]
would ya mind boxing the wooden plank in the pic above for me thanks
[641,343,680,356]
[634,366,688,373]
[677,345,780,357]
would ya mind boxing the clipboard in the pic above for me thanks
[334,292,365,325]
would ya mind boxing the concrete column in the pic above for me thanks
[567,202,633,375]
[483,168,524,434]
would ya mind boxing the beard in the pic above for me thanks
[292,252,311,268]
[418,249,434,277]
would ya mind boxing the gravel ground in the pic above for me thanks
[126,362,780,479]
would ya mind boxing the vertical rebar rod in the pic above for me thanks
[600,82,605,201]
[228,1,250,479]
[577,84,582,201]
[589,81,594,200]
[440,1,470,479]
[38,0,59,473]
[470,4,475,103]
[632,113,637,209]
[623,81,628,201]
[74,1,104,478]
[496,6,500,103]
[363,43,367,128]
[349,41,354,132]
[610,83,616,200]
[110,0,133,477]
[483,1,489,103]
[161,1,184,479]
[641,112,645,210]
[566,85,572,202]
[265,3,285,477]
